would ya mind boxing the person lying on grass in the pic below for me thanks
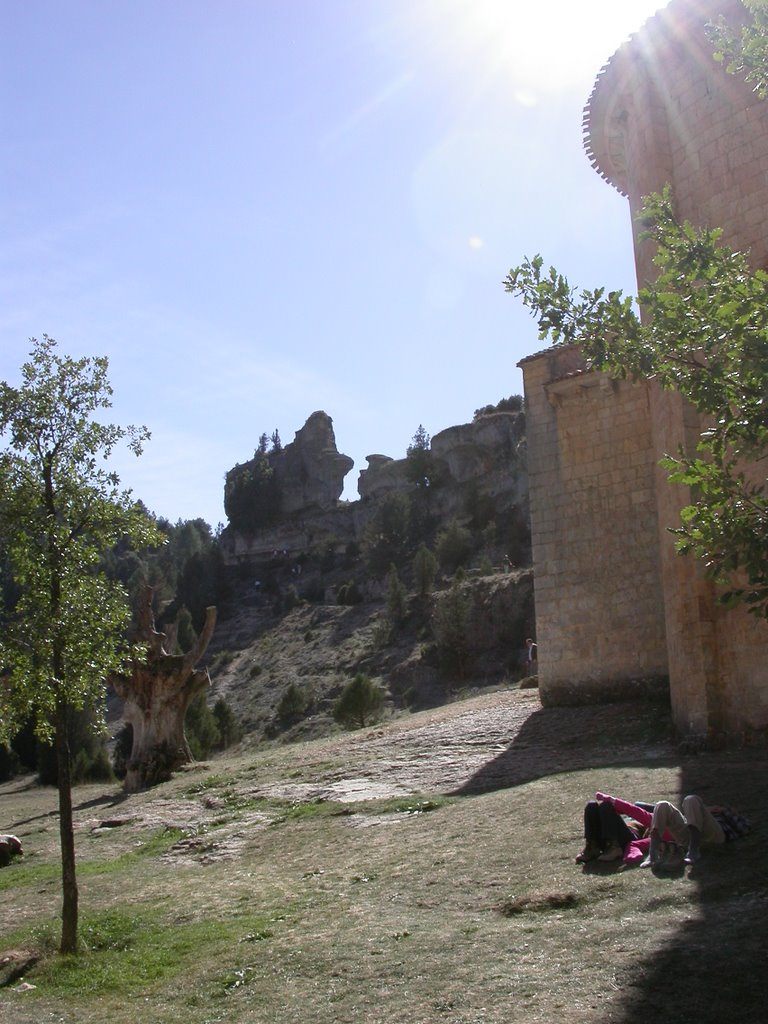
[640,795,750,868]
[0,834,22,867]
[576,794,657,866]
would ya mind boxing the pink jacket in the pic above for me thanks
[595,793,673,865]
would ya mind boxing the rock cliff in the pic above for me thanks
[220,407,528,569]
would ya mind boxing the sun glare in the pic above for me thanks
[411,0,668,99]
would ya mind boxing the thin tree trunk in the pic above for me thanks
[56,701,78,954]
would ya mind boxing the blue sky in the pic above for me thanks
[2,0,666,528]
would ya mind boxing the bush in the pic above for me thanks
[0,744,20,783]
[112,724,133,779]
[37,708,114,785]
[277,683,310,725]
[432,581,471,679]
[386,565,408,628]
[435,520,474,575]
[413,544,438,597]
[333,673,386,729]
[212,699,243,749]
[185,693,221,759]
[337,581,363,606]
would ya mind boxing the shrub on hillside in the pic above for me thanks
[333,673,386,729]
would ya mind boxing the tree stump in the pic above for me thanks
[112,587,217,792]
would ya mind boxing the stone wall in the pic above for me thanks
[523,0,768,738]
[521,346,668,705]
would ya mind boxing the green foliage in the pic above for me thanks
[276,683,310,725]
[224,453,282,533]
[361,491,412,576]
[506,188,768,617]
[385,564,408,628]
[111,723,132,779]
[185,693,221,759]
[435,519,474,575]
[0,336,162,953]
[212,698,243,748]
[473,394,524,419]
[0,743,20,782]
[432,580,470,679]
[0,336,162,744]
[333,673,386,729]
[412,544,438,598]
[174,606,197,653]
[405,424,434,487]
[708,0,768,97]
[37,707,113,785]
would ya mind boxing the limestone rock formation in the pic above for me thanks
[274,411,354,515]
[220,407,528,569]
[357,411,527,519]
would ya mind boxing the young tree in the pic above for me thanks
[432,579,471,680]
[435,519,474,575]
[412,543,438,598]
[333,673,386,729]
[361,491,412,576]
[0,336,161,953]
[406,424,443,490]
[385,563,408,629]
[505,187,768,617]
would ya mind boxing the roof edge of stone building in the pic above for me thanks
[582,5,670,197]
[517,342,582,367]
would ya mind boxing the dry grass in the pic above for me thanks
[1,689,766,1024]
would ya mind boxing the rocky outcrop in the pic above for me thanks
[275,411,354,515]
[357,454,409,501]
[357,410,527,521]
[221,408,528,568]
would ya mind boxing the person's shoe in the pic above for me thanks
[684,826,702,865]
[640,832,662,868]
[575,840,601,863]
[597,842,623,862]
[658,843,685,871]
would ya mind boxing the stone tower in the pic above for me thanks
[521,0,768,739]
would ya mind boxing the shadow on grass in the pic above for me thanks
[9,787,130,829]
[450,698,677,796]
[455,699,768,1024]
[613,754,768,1024]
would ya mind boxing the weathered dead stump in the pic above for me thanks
[112,587,217,792]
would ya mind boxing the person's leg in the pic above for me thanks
[598,801,634,847]
[642,800,687,867]
[577,801,603,862]
[584,801,602,845]
[651,800,690,846]
[681,795,725,862]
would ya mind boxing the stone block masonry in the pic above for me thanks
[522,0,768,738]
[520,346,668,706]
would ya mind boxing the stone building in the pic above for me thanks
[520,0,768,739]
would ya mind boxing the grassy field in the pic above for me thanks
[1,689,766,1024]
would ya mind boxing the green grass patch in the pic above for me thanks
[13,904,289,1001]
[360,795,454,816]
[0,859,61,892]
